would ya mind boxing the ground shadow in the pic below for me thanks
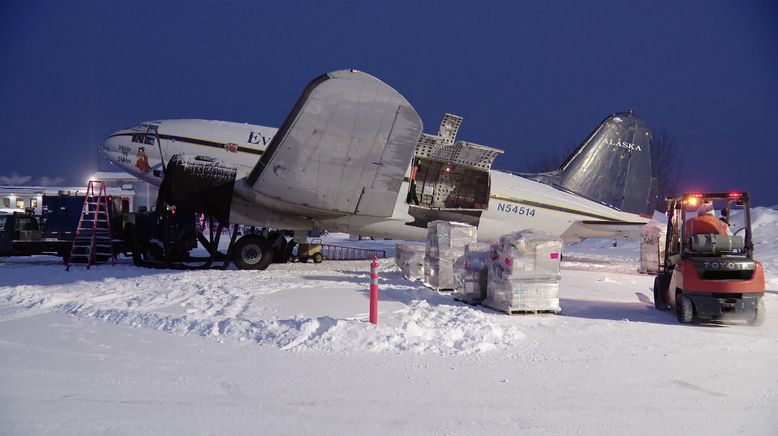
[0,257,184,287]
[559,297,678,324]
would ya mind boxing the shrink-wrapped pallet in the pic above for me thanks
[424,221,477,290]
[486,278,561,313]
[395,243,426,281]
[639,221,666,274]
[485,230,563,313]
[452,243,491,303]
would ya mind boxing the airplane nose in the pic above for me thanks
[103,132,119,152]
[102,132,130,167]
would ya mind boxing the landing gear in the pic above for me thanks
[232,235,273,270]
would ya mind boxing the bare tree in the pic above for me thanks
[523,147,572,173]
[651,129,682,211]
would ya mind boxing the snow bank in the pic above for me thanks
[0,262,520,355]
[747,207,778,286]
[729,206,778,279]
[260,300,520,354]
[54,298,520,355]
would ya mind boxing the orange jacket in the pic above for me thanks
[684,214,728,236]
[410,164,419,180]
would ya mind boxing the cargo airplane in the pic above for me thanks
[103,69,656,269]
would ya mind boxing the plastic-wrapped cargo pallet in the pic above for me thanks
[395,243,426,281]
[639,220,666,274]
[484,229,563,314]
[424,221,478,290]
[453,242,491,303]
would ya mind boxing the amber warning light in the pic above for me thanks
[685,194,702,206]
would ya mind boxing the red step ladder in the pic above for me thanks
[66,180,116,270]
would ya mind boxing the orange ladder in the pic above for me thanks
[66,180,116,270]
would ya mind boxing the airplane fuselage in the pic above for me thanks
[104,119,648,243]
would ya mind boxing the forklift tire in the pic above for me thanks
[232,235,273,270]
[299,257,309,263]
[676,291,695,324]
[748,298,765,326]
[653,278,669,311]
[312,252,323,264]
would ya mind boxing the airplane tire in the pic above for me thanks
[232,235,273,270]
[272,237,289,263]
[676,291,695,324]
[748,298,765,326]
[312,252,323,264]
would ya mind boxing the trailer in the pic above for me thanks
[0,194,127,262]
[0,210,72,259]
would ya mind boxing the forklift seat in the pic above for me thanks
[689,233,744,254]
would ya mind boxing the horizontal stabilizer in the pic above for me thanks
[566,219,648,240]
[580,220,648,226]
[243,70,423,217]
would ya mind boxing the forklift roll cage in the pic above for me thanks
[661,192,754,271]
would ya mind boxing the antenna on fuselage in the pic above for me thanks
[148,124,166,176]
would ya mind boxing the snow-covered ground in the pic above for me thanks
[1,209,777,435]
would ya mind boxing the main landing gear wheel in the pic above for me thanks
[232,235,273,270]
[676,291,695,324]
[748,297,765,326]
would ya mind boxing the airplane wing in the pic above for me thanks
[243,69,423,217]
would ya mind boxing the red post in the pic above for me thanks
[370,256,379,325]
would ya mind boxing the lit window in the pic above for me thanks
[30,198,38,208]
[16,199,24,209]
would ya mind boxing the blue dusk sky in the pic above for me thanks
[1,0,776,205]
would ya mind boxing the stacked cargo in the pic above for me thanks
[452,242,491,303]
[484,230,563,314]
[395,243,426,281]
[639,221,666,274]
[424,221,478,290]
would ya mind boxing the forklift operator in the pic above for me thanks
[684,201,729,236]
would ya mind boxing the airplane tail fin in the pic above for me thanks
[556,111,657,215]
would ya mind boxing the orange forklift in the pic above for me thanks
[653,192,765,324]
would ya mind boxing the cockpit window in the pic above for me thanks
[131,124,159,145]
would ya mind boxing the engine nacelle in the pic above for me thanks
[160,154,237,224]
